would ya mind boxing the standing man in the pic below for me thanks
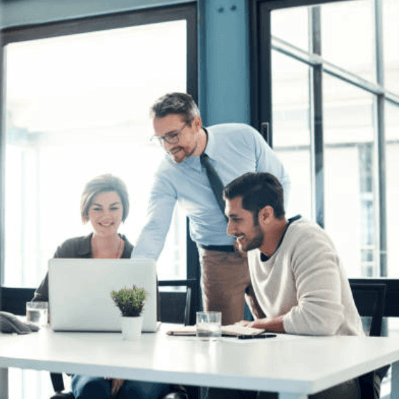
[133,93,290,325]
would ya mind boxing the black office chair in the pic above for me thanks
[350,282,386,337]
[0,287,36,315]
[350,281,388,399]
[49,279,197,399]
[158,279,196,326]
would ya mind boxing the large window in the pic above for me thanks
[2,6,197,289]
[255,0,399,279]
[272,52,312,219]
[255,0,399,394]
[1,5,196,399]
[323,76,376,277]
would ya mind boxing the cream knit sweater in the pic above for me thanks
[248,217,364,336]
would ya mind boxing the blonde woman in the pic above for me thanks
[33,174,171,399]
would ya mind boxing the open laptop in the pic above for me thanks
[48,258,159,332]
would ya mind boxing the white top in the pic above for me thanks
[248,217,364,336]
[0,325,398,396]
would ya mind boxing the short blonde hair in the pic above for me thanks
[80,174,129,223]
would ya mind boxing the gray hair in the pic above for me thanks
[80,174,129,223]
[151,92,200,124]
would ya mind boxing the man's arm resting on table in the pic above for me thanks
[239,315,285,333]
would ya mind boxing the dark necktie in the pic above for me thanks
[200,153,228,221]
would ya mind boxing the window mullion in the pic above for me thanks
[0,41,4,287]
[309,6,325,228]
[374,0,387,276]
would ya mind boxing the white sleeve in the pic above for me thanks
[132,174,177,260]
[283,233,345,336]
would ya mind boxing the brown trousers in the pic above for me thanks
[198,248,265,325]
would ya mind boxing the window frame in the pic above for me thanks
[250,0,399,277]
[0,3,200,310]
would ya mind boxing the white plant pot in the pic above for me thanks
[121,316,143,341]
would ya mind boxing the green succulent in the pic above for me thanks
[111,286,147,317]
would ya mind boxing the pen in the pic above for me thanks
[238,334,277,340]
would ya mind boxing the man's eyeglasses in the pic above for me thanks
[151,121,190,145]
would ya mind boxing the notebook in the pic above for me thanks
[166,324,266,337]
[48,258,158,332]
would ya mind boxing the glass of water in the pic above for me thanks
[196,311,222,340]
[26,301,48,326]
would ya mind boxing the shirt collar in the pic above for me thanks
[202,127,217,160]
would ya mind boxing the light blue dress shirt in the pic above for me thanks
[133,123,291,260]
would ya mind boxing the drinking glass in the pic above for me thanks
[196,311,221,340]
[26,301,48,326]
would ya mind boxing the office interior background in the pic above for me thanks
[0,0,398,398]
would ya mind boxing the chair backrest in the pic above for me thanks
[158,279,196,326]
[349,278,399,320]
[0,287,36,316]
[349,282,387,337]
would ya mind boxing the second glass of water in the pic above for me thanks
[196,311,222,340]
[26,301,48,326]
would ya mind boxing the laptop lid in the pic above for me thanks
[48,258,158,332]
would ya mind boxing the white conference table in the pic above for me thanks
[1,324,399,399]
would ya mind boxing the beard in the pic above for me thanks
[168,132,200,163]
[238,225,264,252]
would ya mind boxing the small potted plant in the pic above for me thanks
[111,285,147,340]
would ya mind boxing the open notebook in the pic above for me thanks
[166,324,266,337]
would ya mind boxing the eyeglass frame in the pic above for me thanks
[151,119,192,145]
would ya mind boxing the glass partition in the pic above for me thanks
[271,51,312,219]
[385,101,399,277]
[323,75,376,277]
[2,8,194,399]
[321,0,375,82]
[260,0,399,396]
[271,6,309,52]
[383,0,399,94]
[267,0,394,279]
[4,20,188,288]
